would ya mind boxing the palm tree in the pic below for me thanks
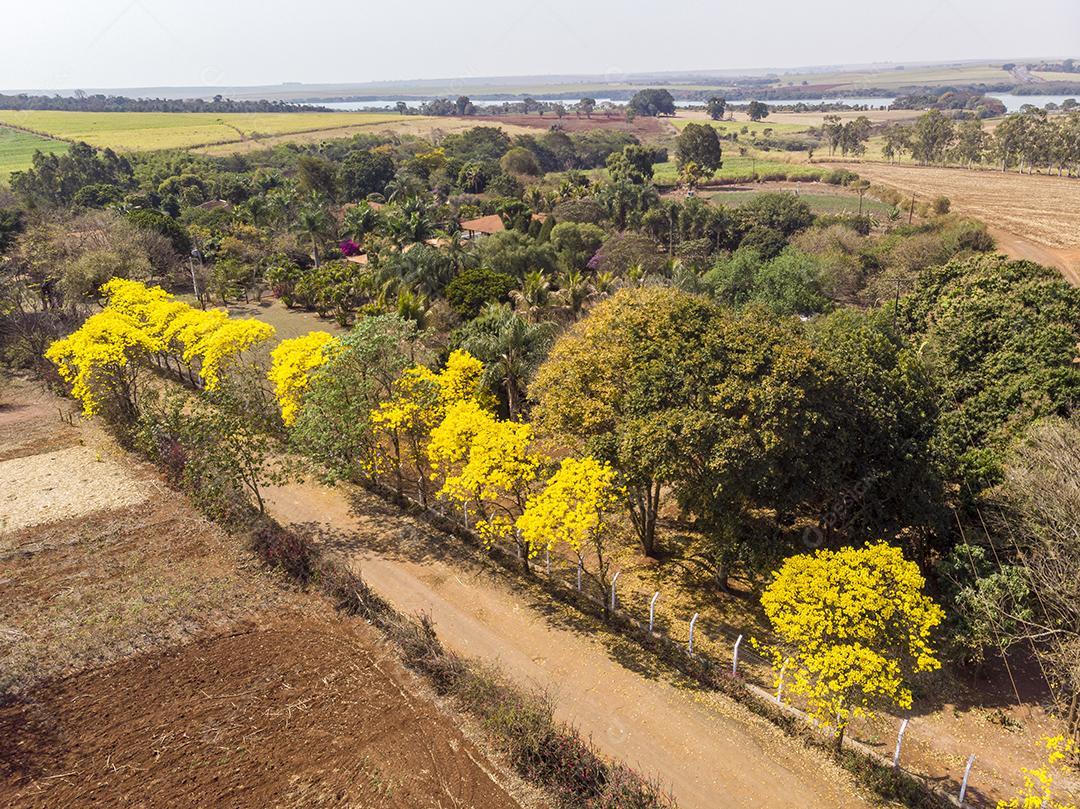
[295,198,331,267]
[556,268,594,319]
[395,287,429,330]
[342,201,380,244]
[460,304,555,418]
[510,270,552,322]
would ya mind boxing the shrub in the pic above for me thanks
[445,266,516,319]
[251,520,318,584]
[823,168,858,186]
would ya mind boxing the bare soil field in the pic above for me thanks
[823,161,1080,284]
[0,377,527,809]
[472,113,668,138]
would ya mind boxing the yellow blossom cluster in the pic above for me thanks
[757,542,944,734]
[997,736,1079,809]
[516,456,621,557]
[45,309,160,416]
[268,331,338,426]
[47,280,275,413]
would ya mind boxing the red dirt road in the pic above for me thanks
[265,480,873,809]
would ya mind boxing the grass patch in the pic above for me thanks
[705,189,893,215]
[650,155,825,185]
[670,118,810,136]
[0,125,68,179]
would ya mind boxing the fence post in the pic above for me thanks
[610,571,620,612]
[688,613,700,655]
[776,660,788,704]
[649,591,660,633]
[958,754,976,807]
[893,718,909,769]
[732,634,743,676]
[545,546,551,576]
[576,560,582,592]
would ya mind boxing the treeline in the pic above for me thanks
[0,93,331,113]
[882,108,1080,173]
[891,90,1007,118]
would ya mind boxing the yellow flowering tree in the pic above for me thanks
[268,331,338,426]
[757,542,944,751]
[372,350,489,502]
[998,735,1079,809]
[193,317,275,392]
[45,309,160,419]
[427,398,542,568]
[517,456,621,610]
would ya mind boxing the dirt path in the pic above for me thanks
[264,480,873,809]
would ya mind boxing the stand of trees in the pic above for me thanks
[882,108,1080,174]
[0,93,331,113]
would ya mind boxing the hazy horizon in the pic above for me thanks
[1,0,1077,92]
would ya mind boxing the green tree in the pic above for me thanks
[628,88,676,117]
[549,222,605,272]
[445,266,516,319]
[746,101,769,122]
[675,123,723,178]
[706,96,727,120]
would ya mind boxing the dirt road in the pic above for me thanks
[265,480,872,809]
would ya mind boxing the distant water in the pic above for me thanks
[323,93,1078,114]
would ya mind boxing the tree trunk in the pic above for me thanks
[834,724,845,754]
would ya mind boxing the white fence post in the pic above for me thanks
[732,634,743,675]
[893,718,909,769]
[688,613,700,655]
[776,660,788,704]
[958,754,976,807]
[576,560,582,592]
[610,571,620,612]
[648,591,660,633]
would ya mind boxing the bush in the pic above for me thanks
[445,266,516,319]
[823,168,858,186]
[251,520,318,584]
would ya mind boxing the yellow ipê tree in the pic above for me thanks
[516,456,621,611]
[427,398,542,568]
[997,735,1079,809]
[757,542,944,751]
[47,279,276,418]
[371,349,489,503]
[268,331,338,426]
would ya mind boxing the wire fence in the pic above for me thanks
[364,479,995,808]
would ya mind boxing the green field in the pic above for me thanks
[704,188,892,215]
[650,154,825,184]
[0,110,409,153]
[0,126,69,179]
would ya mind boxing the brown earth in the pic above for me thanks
[822,161,1080,284]
[0,378,528,809]
[0,615,519,809]
[472,113,667,137]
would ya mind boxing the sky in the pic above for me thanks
[2,0,1079,91]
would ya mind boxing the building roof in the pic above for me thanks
[345,253,369,265]
[460,214,505,235]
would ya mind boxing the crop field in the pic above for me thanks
[0,126,67,179]
[777,62,1010,90]
[670,115,810,135]
[0,110,409,153]
[650,154,825,184]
